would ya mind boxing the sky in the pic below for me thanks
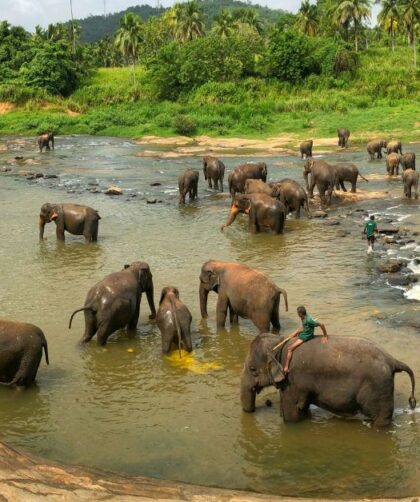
[2,0,379,32]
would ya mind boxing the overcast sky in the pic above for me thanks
[2,0,378,32]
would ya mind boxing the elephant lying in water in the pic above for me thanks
[0,319,49,389]
[199,260,288,332]
[69,261,156,345]
[241,333,416,427]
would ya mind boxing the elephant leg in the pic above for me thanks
[357,383,393,427]
[270,295,280,331]
[248,207,259,234]
[295,205,301,219]
[280,386,307,423]
[83,220,97,243]
[181,326,193,352]
[308,180,316,199]
[95,324,112,346]
[216,291,229,328]
[128,303,140,331]
[228,301,238,324]
[339,180,346,192]
[220,179,224,192]
[208,178,212,189]
[351,179,357,193]
[79,312,97,344]
[161,333,173,354]
[55,221,65,241]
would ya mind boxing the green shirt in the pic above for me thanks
[364,220,377,237]
[299,314,320,341]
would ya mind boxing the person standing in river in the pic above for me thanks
[363,215,378,254]
[283,306,328,375]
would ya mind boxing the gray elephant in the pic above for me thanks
[337,128,350,148]
[269,179,311,218]
[240,333,416,427]
[400,152,416,171]
[299,140,313,159]
[402,169,419,199]
[367,139,387,160]
[303,158,337,207]
[38,132,54,152]
[157,287,192,355]
[199,260,288,332]
[387,140,402,155]
[178,169,199,204]
[39,203,101,242]
[0,319,49,389]
[203,156,225,191]
[69,261,156,345]
[332,162,369,193]
[244,179,274,196]
[386,153,401,176]
[221,193,286,234]
[228,163,267,200]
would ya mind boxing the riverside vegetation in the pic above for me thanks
[0,0,419,143]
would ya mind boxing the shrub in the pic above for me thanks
[173,114,197,135]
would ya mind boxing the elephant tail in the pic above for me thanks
[358,171,369,182]
[169,296,183,358]
[68,307,93,329]
[277,288,288,312]
[393,360,416,410]
[37,329,50,365]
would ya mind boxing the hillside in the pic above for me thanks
[77,0,287,42]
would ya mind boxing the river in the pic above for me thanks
[0,135,419,498]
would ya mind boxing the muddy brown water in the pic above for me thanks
[0,136,419,498]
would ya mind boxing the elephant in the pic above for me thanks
[68,261,156,345]
[387,140,402,155]
[39,203,100,242]
[402,169,419,199]
[178,169,199,204]
[199,260,288,332]
[367,139,387,160]
[332,162,369,193]
[221,193,286,234]
[400,152,416,171]
[386,153,401,176]
[299,140,313,159]
[38,132,54,152]
[244,179,275,197]
[269,179,311,218]
[157,287,192,355]
[228,163,268,201]
[0,319,49,389]
[203,156,225,191]
[303,158,337,207]
[240,333,416,427]
[337,128,350,148]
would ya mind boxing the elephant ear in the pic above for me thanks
[268,354,286,388]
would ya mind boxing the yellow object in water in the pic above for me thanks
[127,348,134,353]
[166,350,221,374]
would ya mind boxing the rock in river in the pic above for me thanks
[105,186,123,195]
[377,260,404,274]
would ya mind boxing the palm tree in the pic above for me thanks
[400,0,420,66]
[378,0,400,51]
[213,9,238,38]
[171,1,205,42]
[296,0,319,36]
[234,8,265,35]
[331,0,372,51]
[115,12,144,83]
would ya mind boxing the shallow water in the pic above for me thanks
[0,135,419,498]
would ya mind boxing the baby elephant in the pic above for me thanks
[178,169,199,204]
[0,319,49,389]
[38,132,54,152]
[203,156,225,191]
[39,203,101,242]
[157,287,193,355]
[402,169,419,199]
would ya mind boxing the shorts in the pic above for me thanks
[298,333,314,342]
[367,235,375,244]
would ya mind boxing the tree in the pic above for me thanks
[170,1,205,42]
[234,8,265,35]
[115,12,143,83]
[331,0,372,51]
[296,0,319,36]
[378,0,400,51]
[400,0,420,67]
[213,9,238,38]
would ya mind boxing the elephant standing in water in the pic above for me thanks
[387,140,402,155]
[240,333,416,427]
[402,169,419,199]
[367,139,387,160]
[221,193,286,234]
[38,133,54,152]
[303,158,337,207]
[203,156,225,191]
[332,162,369,193]
[228,162,267,201]
[199,260,288,332]
[386,153,401,176]
[39,203,101,242]
[299,140,313,159]
[400,152,416,171]
[157,287,192,354]
[178,169,199,204]
[69,261,156,345]
[337,128,350,148]
[0,319,49,389]
[269,179,311,218]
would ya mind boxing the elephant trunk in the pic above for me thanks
[39,216,46,240]
[199,282,209,318]
[146,282,156,319]
[240,370,257,412]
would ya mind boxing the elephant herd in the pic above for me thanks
[0,133,417,430]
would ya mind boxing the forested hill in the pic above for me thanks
[77,0,287,42]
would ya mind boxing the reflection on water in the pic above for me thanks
[0,135,419,497]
